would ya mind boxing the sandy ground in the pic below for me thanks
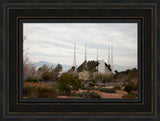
[90,90,128,99]
[57,95,70,98]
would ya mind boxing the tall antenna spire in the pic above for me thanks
[111,42,114,72]
[108,43,110,65]
[73,43,77,69]
[97,48,98,61]
[83,43,88,71]
[96,48,98,72]
[85,43,87,61]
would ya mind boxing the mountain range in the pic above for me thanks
[33,61,72,72]
[33,61,136,72]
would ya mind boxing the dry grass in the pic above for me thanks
[23,82,57,98]
[23,82,52,88]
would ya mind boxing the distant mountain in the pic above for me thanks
[114,64,137,72]
[33,61,136,73]
[34,61,53,68]
[33,61,72,72]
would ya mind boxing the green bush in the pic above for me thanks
[99,88,116,93]
[41,73,50,81]
[123,81,137,93]
[56,73,82,95]
[80,86,94,90]
[122,92,137,99]
[76,91,101,99]
[88,82,96,87]
[113,85,121,90]
[23,78,38,83]
[39,78,43,81]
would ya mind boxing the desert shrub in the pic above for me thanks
[127,68,137,80]
[24,78,38,83]
[69,92,76,96]
[123,81,137,93]
[38,64,62,82]
[56,73,82,95]
[88,82,96,87]
[80,86,94,90]
[76,91,101,99]
[113,85,121,90]
[39,78,43,81]
[23,84,58,98]
[23,86,38,98]
[122,92,137,99]
[41,72,50,81]
[37,87,58,98]
[99,88,116,93]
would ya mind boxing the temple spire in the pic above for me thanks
[83,43,88,70]
[85,43,87,61]
[108,43,110,65]
[97,48,98,61]
[111,42,114,72]
[73,43,77,69]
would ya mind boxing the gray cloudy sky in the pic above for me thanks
[23,23,137,68]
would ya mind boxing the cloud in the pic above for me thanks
[23,23,137,68]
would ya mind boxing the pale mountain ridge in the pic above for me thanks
[33,61,136,72]
[33,61,72,72]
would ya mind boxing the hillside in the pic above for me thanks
[33,61,72,72]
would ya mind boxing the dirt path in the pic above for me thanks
[76,89,128,99]
[57,95,70,98]
[91,90,127,98]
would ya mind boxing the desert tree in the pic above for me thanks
[38,64,63,82]
[23,35,37,79]
[102,74,114,86]
[23,49,37,79]
[78,71,91,86]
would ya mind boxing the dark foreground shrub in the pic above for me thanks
[37,87,58,98]
[123,81,137,93]
[75,91,101,99]
[99,88,116,93]
[23,86,58,98]
[113,85,121,90]
[122,92,137,99]
[24,78,38,83]
[80,86,94,90]
[88,82,96,87]
[23,86,38,98]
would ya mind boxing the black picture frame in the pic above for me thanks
[0,0,159,121]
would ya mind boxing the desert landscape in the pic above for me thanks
[23,23,138,99]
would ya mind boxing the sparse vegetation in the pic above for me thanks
[88,82,96,87]
[99,88,116,93]
[113,85,121,90]
[123,81,137,94]
[23,77,39,83]
[122,92,137,99]
[75,91,101,99]
[23,82,58,98]
[38,64,62,82]
[56,73,82,95]
[23,53,138,99]
[80,86,94,90]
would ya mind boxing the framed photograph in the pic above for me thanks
[23,22,138,100]
[0,0,159,121]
